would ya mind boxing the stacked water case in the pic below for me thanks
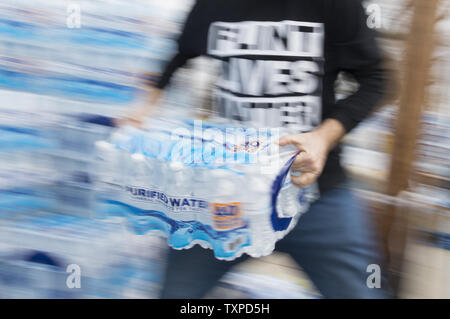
[95,118,319,260]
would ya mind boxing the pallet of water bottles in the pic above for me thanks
[0,211,167,298]
[0,95,116,219]
[0,0,189,104]
[0,100,166,298]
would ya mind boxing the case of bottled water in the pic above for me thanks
[95,118,319,260]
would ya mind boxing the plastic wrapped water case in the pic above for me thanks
[95,118,319,260]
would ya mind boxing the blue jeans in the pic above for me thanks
[160,184,392,298]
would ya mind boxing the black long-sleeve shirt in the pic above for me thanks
[155,0,387,193]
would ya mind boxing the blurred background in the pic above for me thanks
[0,0,448,299]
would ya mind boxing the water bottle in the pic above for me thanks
[276,174,303,219]
[241,166,276,257]
[191,166,212,225]
[206,168,249,258]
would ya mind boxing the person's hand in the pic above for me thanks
[114,105,149,128]
[114,87,163,128]
[278,119,346,188]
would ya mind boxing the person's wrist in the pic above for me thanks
[313,119,346,153]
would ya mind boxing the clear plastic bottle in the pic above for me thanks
[207,168,249,257]
[166,161,195,221]
[276,174,302,219]
[191,166,212,225]
[94,140,124,211]
[240,166,276,257]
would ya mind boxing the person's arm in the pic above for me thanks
[115,53,192,127]
[325,0,387,133]
[279,0,387,188]
[117,0,206,126]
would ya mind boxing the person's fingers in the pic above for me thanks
[291,172,317,188]
[277,134,305,151]
[291,152,316,172]
[291,152,309,172]
[116,117,128,127]
[116,113,144,128]
[130,117,144,128]
[112,117,123,127]
[278,134,296,146]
